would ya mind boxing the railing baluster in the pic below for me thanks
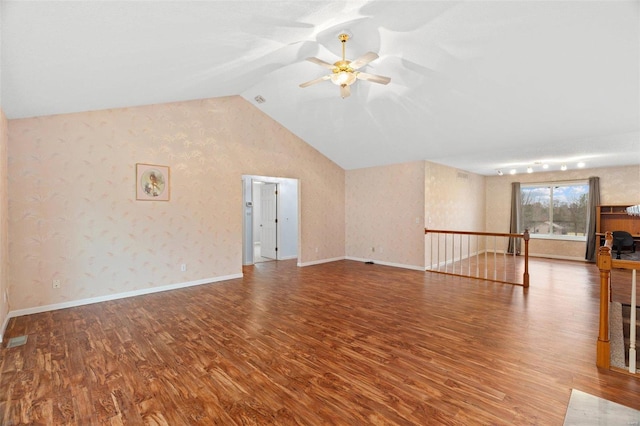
[493,236,497,281]
[476,235,480,278]
[444,234,447,273]
[468,234,471,277]
[503,236,507,282]
[429,234,433,269]
[451,233,455,273]
[484,235,488,279]
[437,233,440,271]
[459,234,463,275]
[630,269,637,373]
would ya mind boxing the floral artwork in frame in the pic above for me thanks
[136,163,170,201]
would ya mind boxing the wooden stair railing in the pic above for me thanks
[596,231,639,373]
[424,229,529,288]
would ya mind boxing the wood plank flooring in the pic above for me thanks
[1,258,640,425]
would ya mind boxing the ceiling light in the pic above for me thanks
[561,164,567,171]
[510,169,517,175]
[577,162,585,168]
[526,167,533,173]
[299,32,390,99]
[542,164,549,169]
[497,170,503,176]
[330,71,357,86]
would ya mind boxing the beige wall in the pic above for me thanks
[8,96,345,312]
[424,161,486,267]
[485,165,640,260]
[425,161,486,231]
[345,161,425,269]
[0,109,9,338]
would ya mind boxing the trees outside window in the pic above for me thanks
[521,182,589,238]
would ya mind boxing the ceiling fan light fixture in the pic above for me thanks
[331,71,357,86]
[299,32,390,98]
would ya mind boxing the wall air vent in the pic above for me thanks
[6,335,28,348]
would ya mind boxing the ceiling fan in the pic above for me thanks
[299,33,391,99]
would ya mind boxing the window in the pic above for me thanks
[521,181,589,240]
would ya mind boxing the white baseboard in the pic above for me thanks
[345,256,425,271]
[6,273,243,320]
[529,253,585,262]
[278,255,298,261]
[297,256,345,267]
[0,314,9,343]
[426,249,488,270]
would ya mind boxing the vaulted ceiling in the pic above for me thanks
[2,1,638,175]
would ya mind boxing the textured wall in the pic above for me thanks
[424,161,487,267]
[0,109,9,337]
[485,165,640,259]
[345,161,426,269]
[8,96,345,311]
[424,161,486,231]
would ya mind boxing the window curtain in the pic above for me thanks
[584,176,600,262]
[507,182,522,254]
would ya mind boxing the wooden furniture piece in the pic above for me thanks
[596,204,640,252]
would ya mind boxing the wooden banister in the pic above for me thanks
[424,229,530,288]
[596,240,612,369]
[523,230,530,288]
[596,231,640,372]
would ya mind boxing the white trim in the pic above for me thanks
[529,234,587,242]
[345,256,425,271]
[427,249,585,265]
[6,273,243,319]
[278,255,298,261]
[0,314,10,343]
[529,253,585,262]
[297,256,345,267]
[426,249,490,270]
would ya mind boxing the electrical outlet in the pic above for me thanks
[371,246,375,252]
[180,264,187,272]
[52,279,61,289]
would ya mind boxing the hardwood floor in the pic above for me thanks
[1,259,639,425]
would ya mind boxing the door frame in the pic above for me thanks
[242,175,299,266]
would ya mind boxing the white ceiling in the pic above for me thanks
[2,1,639,175]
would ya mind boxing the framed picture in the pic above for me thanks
[136,163,170,201]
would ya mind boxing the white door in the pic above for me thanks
[260,183,278,259]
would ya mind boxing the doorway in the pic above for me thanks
[242,175,299,266]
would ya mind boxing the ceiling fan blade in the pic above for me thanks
[356,72,391,85]
[340,84,351,99]
[305,57,336,70]
[299,75,331,88]
[350,52,379,70]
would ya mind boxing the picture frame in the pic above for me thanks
[136,163,170,201]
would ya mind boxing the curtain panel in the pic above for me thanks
[507,182,522,254]
[584,176,600,262]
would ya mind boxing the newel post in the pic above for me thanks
[522,229,530,288]
[596,234,612,369]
